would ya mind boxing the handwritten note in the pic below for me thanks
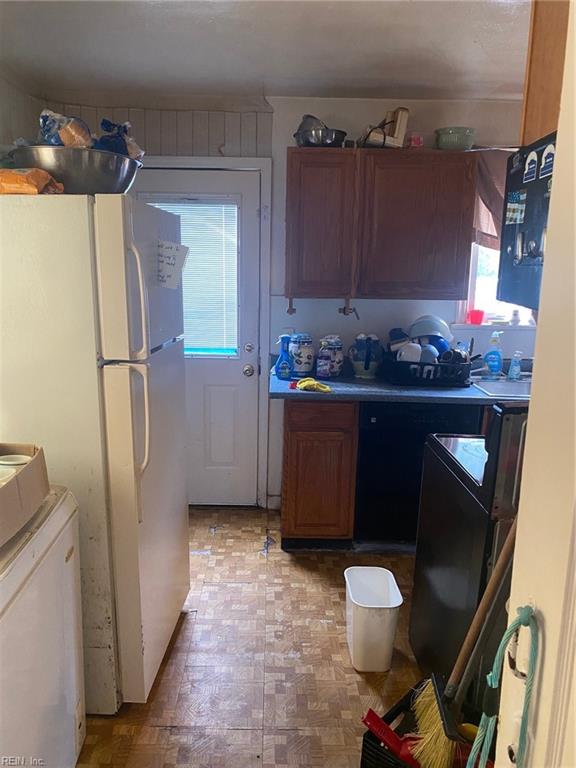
[157,240,189,289]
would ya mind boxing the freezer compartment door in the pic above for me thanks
[102,340,189,703]
[95,195,184,360]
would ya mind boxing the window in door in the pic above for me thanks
[150,201,239,356]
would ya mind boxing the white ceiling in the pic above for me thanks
[0,1,531,109]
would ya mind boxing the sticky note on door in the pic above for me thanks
[157,240,189,289]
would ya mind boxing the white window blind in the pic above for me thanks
[150,201,239,355]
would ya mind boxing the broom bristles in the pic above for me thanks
[411,679,457,768]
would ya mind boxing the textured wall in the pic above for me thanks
[0,75,273,157]
[0,73,44,145]
[44,101,273,157]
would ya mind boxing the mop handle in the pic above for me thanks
[444,517,517,699]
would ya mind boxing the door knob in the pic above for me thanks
[243,364,255,377]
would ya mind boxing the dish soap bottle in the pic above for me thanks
[275,334,294,380]
[508,350,523,381]
[483,331,504,379]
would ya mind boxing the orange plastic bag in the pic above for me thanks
[0,168,64,195]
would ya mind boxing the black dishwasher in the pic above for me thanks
[355,402,482,545]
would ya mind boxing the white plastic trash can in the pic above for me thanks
[344,566,403,672]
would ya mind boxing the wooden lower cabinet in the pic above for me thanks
[281,401,358,539]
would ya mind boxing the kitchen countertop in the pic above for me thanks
[269,374,504,405]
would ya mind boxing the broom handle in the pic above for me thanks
[452,554,513,712]
[444,516,517,699]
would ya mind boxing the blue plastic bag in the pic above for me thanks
[94,119,129,156]
[94,119,144,160]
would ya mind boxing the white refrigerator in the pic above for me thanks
[0,195,190,713]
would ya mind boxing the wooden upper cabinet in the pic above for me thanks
[285,148,358,297]
[521,0,570,145]
[357,150,477,299]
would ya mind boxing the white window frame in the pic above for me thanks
[464,242,536,326]
[468,242,481,314]
[141,155,272,509]
[143,193,243,359]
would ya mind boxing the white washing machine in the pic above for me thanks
[0,486,85,767]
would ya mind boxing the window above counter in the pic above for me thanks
[467,244,536,326]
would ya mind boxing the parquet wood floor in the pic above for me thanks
[78,508,420,767]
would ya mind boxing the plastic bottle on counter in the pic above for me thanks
[507,350,523,380]
[275,334,294,380]
[483,331,504,379]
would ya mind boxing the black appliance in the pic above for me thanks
[409,403,528,680]
[498,131,556,310]
[355,402,483,545]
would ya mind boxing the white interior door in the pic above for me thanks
[132,169,261,505]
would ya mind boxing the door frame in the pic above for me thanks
[141,156,272,507]
[496,9,574,765]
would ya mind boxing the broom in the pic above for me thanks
[410,518,517,768]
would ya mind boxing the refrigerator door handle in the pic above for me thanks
[114,361,151,515]
[128,238,150,361]
[130,362,151,477]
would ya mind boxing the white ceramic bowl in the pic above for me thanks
[0,454,31,465]
[409,315,453,342]
[397,342,422,362]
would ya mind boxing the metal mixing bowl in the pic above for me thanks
[8,146,142,194]
[297,114,327,132]
[293,128,347,147]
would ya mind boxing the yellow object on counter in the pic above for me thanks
[296,377,332,393]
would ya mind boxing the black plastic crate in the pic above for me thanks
[360,730,412,768]
[379,358,471,388]
[360,687,419,768]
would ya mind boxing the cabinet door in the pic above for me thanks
[357,150,476,299]
[282,402,358,538]
[285,148,358,297]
